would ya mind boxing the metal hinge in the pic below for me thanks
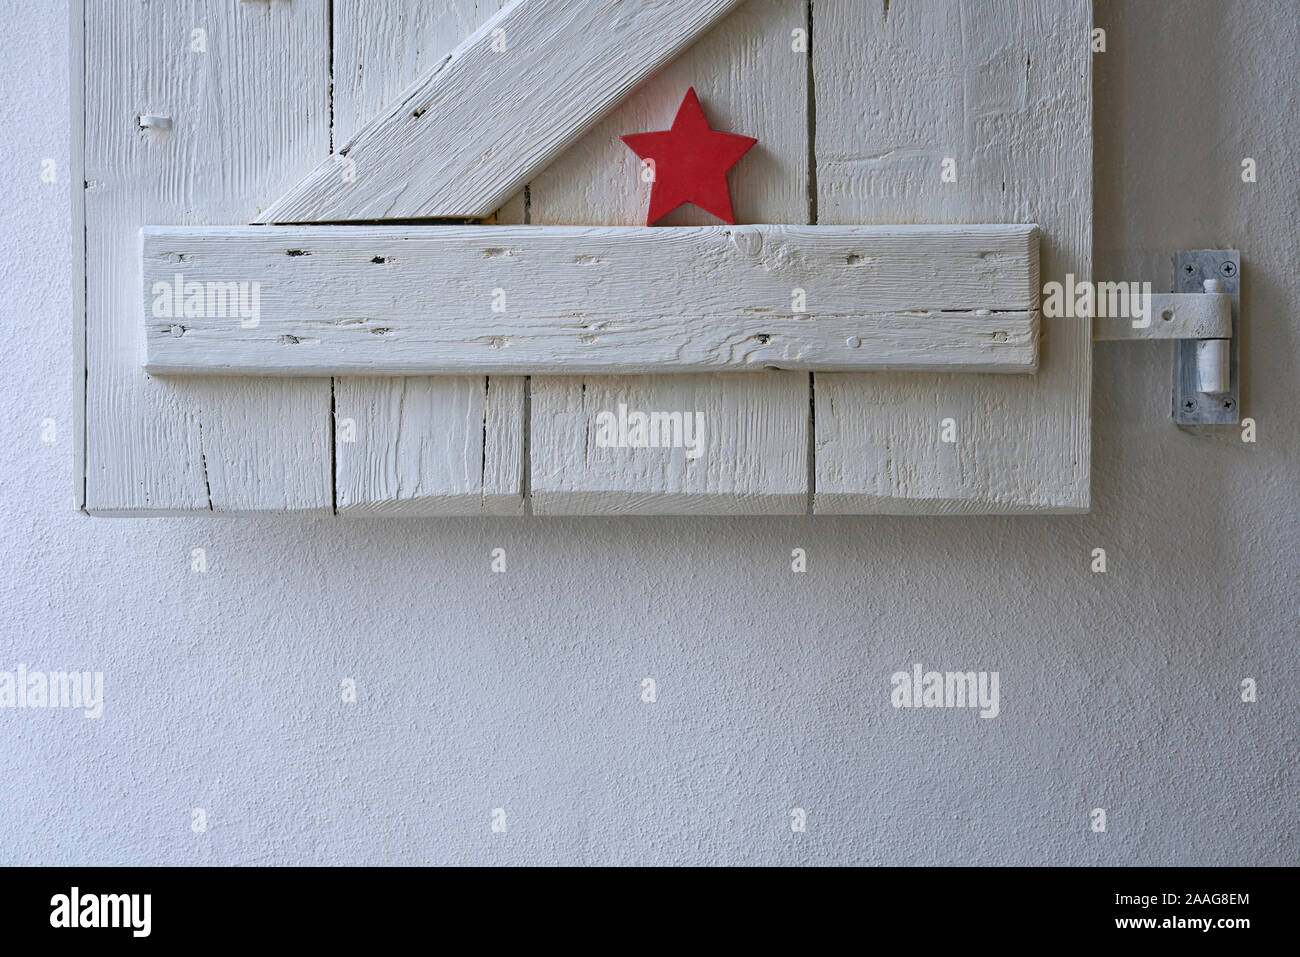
[1091,249,1241,427]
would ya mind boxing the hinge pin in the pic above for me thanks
[1195,278,1231,394]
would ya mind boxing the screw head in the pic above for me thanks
[1183,399,1198,412]
[1222,398,1235,410]
[1220,261,1236,277]
[1183,263,1197,275]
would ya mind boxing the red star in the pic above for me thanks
[620,87,758,225]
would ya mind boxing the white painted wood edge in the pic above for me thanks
[252,0,746,222]
[71,0,85,510]
[141,224,1040,376]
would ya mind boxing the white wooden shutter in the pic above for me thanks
[76,0,1092,515]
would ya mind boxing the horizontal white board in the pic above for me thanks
[141,224,1040,377]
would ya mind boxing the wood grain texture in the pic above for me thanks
[71,1,85,509]
[332,375,525,515]
[331,0,524,516]
[812,0,1092,514]
[528,0,811,515]
[529,373,811,515]
[140,224,1040,376]
[254,0,746,223]
[82,0,333,514]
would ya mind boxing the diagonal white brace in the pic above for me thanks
[253,0,747,223]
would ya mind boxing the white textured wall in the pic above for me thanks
[1,0,1295,865]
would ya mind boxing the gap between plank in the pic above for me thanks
[328,0,337,514]
[522,375,532,516]
[523,184,532,515]
[806,0,818,515]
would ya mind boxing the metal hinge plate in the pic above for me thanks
[1173,250,1240,426]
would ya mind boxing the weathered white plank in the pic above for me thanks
[331,0,497,162]
[812,0,1092,514]
[71,0,85,509]
[332,374,525,515]
[82,0,333,514]
[332,0,524,517]
[140,224,1040,376]
[529,374,811,515]
[528,0,811,514]
[254,0,746,224]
